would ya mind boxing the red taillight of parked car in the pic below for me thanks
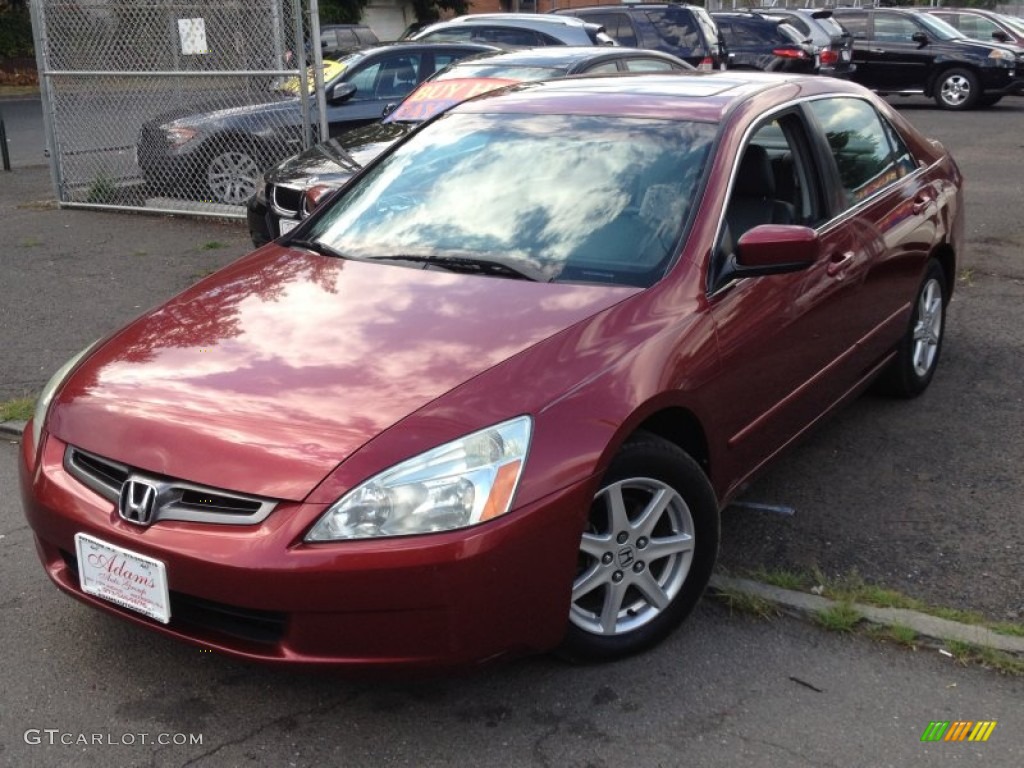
[772,47,809,59]
[819,48,840,66]
[698,56,714,71]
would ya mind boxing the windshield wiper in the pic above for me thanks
[370,254,547,282]
[288,238,350,260]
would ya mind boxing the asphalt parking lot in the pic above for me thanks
[2,92,1023,766]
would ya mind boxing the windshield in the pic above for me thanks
[999,13,1024,35]
[916,13,962,41]
[304,113,715,287]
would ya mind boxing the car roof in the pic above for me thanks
[344,41,502,57]
[441,13,595,28]
[449,71,866,123]
[446,46,683,68]
[563,3,703,9]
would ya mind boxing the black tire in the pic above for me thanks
[933,68,980,111]
[559,432,719,662]
[977,94,1003,108]
[874,259,948,398]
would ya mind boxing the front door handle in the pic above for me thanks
[912,194,934,215]
[827,251,854,277]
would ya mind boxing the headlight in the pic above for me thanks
[30,343,96,459]
[306,416,532,541]
[988,48,1015,63]
[164,125,197,148]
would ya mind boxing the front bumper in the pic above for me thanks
[21,434,592,670]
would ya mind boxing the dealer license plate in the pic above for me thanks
[278,218,299,236]
[74,533,171,624]
[841,49,851,62]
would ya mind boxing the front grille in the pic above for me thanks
[61,550,286,646]
[65,446,277,526]
[270,184,303,216]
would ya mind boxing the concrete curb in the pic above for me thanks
[710,574,1024,656]
[0,420,26,439]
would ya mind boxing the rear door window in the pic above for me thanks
[645,9,703,53]
[577,12,638,47]
[808,97,908,209]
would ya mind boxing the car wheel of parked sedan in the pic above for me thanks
[876,259,948,398]
[561,433,719,662]
[206,146,262,205]
[934,68,979,110]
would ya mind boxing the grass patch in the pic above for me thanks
[18,237,42,247]
[0,395,35,421]
[191,268,219,281]
[740,566,1024,638]
[85,174,117,204]
[991,622,1024,638]
[957,267,975,286]
[748,567,809,591]
[886,624,919,648]
[713,586,779,620]
[815,602,862,633]
[200,241,227,250]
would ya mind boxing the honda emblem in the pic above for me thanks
[118,479,157,526]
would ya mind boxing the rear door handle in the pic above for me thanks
[827,251,854,277]
[912,194,933,214]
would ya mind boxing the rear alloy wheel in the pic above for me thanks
[560,433,719,662]
[934,68,979,110]
[206,147,261,205]
[875,259,948,398]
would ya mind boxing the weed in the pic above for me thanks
[886,624,919,648]
[815,602,862,633]
[749,567,808,591]
[0,395,35,421]
[991,622,1024,638]
[713,587,779,620]
[201,241,227,250]
[18,237,42,247]
[85,174,117,204]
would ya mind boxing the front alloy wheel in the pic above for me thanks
[206,148,261,205]
[935,68,979,110]
[561,433,719,662]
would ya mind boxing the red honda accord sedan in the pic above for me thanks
[20,73,963,669]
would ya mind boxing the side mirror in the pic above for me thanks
[734,224,819,275]
[911,31,928,46]
[328,82,356,105]
[302,184,334,216]
[382,102,398,118]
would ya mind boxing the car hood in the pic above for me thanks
[154,96,302,134]
[49,247,638,501]
[265,123,414,187]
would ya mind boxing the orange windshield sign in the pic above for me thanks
[389,77,521,122]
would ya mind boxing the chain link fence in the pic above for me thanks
[30,0,326,216]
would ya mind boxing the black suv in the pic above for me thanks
[712,12,817,74]
[552,4,727,70]
[833,7,1024,109]
[736,8,855,78]
[320,24,380,56]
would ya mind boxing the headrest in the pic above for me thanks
[733,144,775,199]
